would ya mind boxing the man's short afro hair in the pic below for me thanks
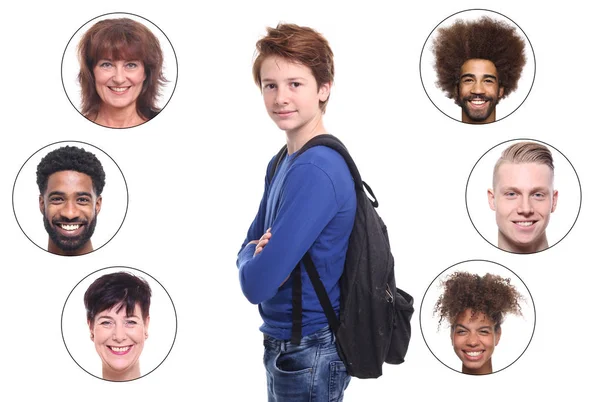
[36,145,106,195]
[432,16,527,101]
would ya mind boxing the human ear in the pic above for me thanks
[39,195,45,215]
[88,321,94,341]
[318,82,332,102]
[495,326,502,346]
[144,316,150,339]
[499,86,505,98]
[487,189,496,211]
[95,195,102,215]
[551,190,558,212]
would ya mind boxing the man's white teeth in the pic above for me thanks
[516,221,533,227]
[110,87,128,92]
[110,346,130,352]
[471,99,485,105]
[466,351,483,357]
[61,224,80,231]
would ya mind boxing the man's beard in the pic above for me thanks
[459,94,499,122]
[43,215,97,253]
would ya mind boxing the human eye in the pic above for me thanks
[462,77,474,83]
[263,83,276,90]
[125,319,138,327]
[99,320,113,327]
[291,82,301,88]
[49,196,64,204]
[479,329,491,335]
[125,61,139,69]
[504,191,517,198]
[77,196,91,204]
[533,192,546,199]
[98,61,112,68]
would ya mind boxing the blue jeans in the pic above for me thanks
[263,326,351,401]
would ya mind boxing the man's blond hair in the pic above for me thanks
[493,142,554,189]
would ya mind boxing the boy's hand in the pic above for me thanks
[253,228,272,256]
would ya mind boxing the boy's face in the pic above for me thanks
[259,56,330,136]
[488,162,558,253]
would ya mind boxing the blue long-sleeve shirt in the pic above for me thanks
[237,145,356,340]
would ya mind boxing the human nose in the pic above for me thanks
[275,87,290,105]
[60,199,80,220]
[517,196,534,215]
[466,332,480,347]
[112,64,126,84]
[471,79,484,94]
[112,323,127,342]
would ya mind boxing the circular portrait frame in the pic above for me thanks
[420,9,536,124]
[61,11,178,129]
[61,266,178,381]
[12,140,129,256]
[420,259,536,375]
[466,138,582,254]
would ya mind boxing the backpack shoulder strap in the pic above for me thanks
[268,144,288,184]
[302,254,340,332]
[296,134,378,207]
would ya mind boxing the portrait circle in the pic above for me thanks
[61,266,177,381]
[466,138,581,254]
[12,140,128,256]
[419,9,535,124]
[420,260,536,375]
[61,12,178,129]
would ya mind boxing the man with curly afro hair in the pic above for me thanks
[432,16,526,124]
[434,271,524,374]
[36,146,105,256]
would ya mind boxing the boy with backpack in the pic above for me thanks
[237,22,413,401]
[237,23,354,401]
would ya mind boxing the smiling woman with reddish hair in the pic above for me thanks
[77,18,167,128]
[84,272,152,381]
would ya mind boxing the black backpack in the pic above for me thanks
[268,134,414,379]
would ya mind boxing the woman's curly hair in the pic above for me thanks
[434,271,524,330]
[432,16,526,102]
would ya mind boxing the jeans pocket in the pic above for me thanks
[274,345,317,374]
[267,346,318,401]
[329,361,350,402]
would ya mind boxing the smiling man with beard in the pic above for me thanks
[36,146,105,256]
[432,16,526,124]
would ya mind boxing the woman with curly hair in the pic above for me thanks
[432,16,526,124]
[434,271,524,374]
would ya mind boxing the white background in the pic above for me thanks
[466,138,581,251]
[61,266,177,380]
[420,9,536,123]
[420,260,536,374]
[0,0,597,401]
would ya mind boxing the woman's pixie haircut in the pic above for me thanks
[84,272,152,323]
[77,18,167,120]
[252,23,334,113]
[434,271,523,331]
